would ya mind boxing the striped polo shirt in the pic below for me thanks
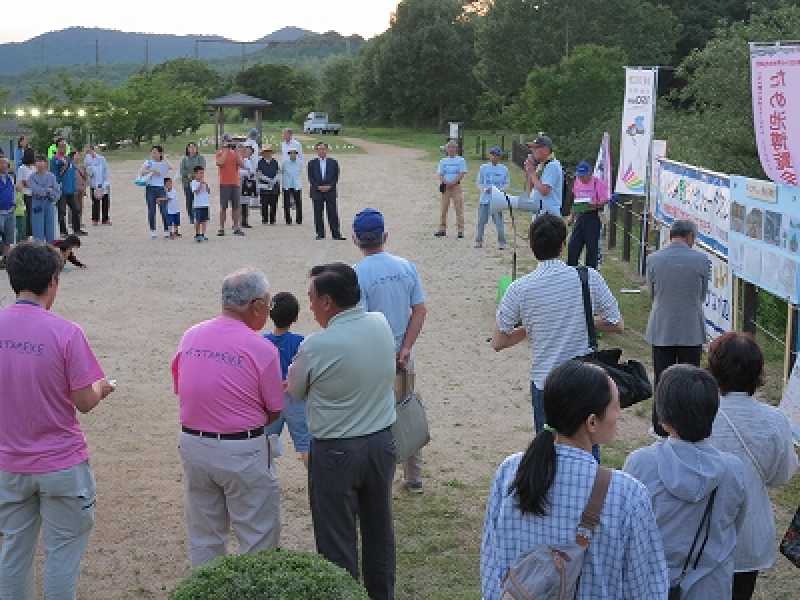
[496,259,621,388]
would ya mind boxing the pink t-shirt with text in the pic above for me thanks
[0,302,104,474]
[572,176,609,212]
[172,315,284,433]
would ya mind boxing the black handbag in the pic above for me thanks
[577,266,652,408]
[668,489,717,599]
[780,505,800,568]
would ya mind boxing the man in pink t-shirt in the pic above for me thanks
[567,160,609,269]
[172,268,284,567]
[0,241,114,600]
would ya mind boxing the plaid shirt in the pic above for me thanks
[481,445,668,600]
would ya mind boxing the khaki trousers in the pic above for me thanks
[439,184,464,234]
[178,432,280,568]
[0,461,96,600]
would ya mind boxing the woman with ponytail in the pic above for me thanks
[481,360,668,600]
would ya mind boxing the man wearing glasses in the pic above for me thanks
[171,268,284,567]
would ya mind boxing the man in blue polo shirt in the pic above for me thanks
[353,208,429,493]
[475,146,510,249]
[435,140,468,239]
[524,135,563,217]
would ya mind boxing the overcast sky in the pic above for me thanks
[0,0,399,43]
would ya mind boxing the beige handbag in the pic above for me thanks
[391,369,430,463]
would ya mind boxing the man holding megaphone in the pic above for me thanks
[524,136,563,218]
[475,146,510,249]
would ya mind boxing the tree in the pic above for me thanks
[151,58,224,99]
[319,56,358,121]
[663,4,800,177]
[234,64,317,121]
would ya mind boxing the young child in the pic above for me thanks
[14,190,26,244]
[263,292,310,467]
[190,166,210,242]
[52,234,86,269]
[164,177,181,239]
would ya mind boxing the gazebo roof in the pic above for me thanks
[206,93,272,108]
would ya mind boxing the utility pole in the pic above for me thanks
[145,39,150,69]
[95,39,100,76]
[194,39,199,60]
[240,42,246,72]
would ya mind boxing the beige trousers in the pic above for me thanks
[439,184,464,233]
[178,432,280,567]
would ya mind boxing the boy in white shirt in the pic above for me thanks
[165,178,181,239]
[190,166,210,242]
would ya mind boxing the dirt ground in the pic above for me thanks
[0,139,713,598]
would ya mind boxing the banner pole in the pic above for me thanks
[639,67,659,276]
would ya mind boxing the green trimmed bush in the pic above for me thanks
[170,550,369,600]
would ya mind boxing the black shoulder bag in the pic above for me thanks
[577,266,652,408]
[669,489,718,599]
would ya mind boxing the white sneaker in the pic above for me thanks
[150,231,157,239]
[498,243,507,250]
[474,240,483,248]
[163,232,170,239]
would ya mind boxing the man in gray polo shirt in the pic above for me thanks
[287,262,397,600]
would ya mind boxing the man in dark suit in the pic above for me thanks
[645,219,711,436]
[308,142,345,240]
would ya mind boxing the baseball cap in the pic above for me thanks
[353,208,385,242]
[489,146,503,156]
[222,133,233,143]
[576,160,592,176]
[526,135,553,149]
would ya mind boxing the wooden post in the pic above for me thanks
[741,281,758,335]
[214,107,222,150]
[785,303,798,384]
[608,201,618,249]
[481,139,487,161]
[500,134,505,153]
[255,109,263,146]
[622,202,633,262]
[475,136,480,157]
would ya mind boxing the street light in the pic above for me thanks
[29,108,40,117]
[77,108,86,117]
[15,108,24,117]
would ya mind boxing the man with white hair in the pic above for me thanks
[280,128,303,166]
[171,268,284,567]
[434,140,467,239]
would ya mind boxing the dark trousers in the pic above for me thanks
[651,345,703,436]
[732,571,758,600]
[260,191,279,224]
[567,211,602,268]
[312,191,341,238]
[241,203,249,226]
[283,189,302,224]
[92,192,110,224]
[24,195,32,238]
[183,183,195,224]
[58,194,82,234]
[145,187,167,231]
[309,428,396,600]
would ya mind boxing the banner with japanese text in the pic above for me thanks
[751,43,800,187]
[615,68,656,196]
[655,159,730,257]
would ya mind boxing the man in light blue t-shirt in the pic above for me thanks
[475,146,509,249]
[524,135,563,218]
[352,208,429,494]
[435,140,468,239]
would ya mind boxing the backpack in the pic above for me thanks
[500,466,611,600]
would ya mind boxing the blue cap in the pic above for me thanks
[489,146,503,156]
[576,161,592,176]
[353,208,385,241]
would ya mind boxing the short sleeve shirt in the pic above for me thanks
[190,180,210,208]
[146,159,169,187]
[217,150,240,186]
[354,252,426,352]
[534,159,563,216]
[0,303,105,474]
[437,156,468,185]
[172,315,284,433]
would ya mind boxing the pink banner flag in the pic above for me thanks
[751,43,800,187]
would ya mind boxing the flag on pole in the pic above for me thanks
[594,132,612,203]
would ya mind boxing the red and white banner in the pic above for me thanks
[751,43,800,187]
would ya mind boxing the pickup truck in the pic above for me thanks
[303,112,342,135]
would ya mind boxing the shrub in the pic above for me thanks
[170,550,370,600]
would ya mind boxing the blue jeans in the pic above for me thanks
[145,185,168,232]
[30,197,56,242]
[531,382,600,462]
[264,394,311,453]
[476,204,506,244]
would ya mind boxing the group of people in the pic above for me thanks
[138,128,346,243]
[438,134,608,270]
[0,205,426,600]
[0,135,110,269]
[486,212,798,599]
[1,124,799,600]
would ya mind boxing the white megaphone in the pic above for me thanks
[487,186,541,214]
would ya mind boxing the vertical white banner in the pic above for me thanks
[616,68,656,196]
[594,132,613,202]
[649,140,667,216]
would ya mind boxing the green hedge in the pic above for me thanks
[170,550,369,600]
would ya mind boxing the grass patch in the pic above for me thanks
[394,483,484,600]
